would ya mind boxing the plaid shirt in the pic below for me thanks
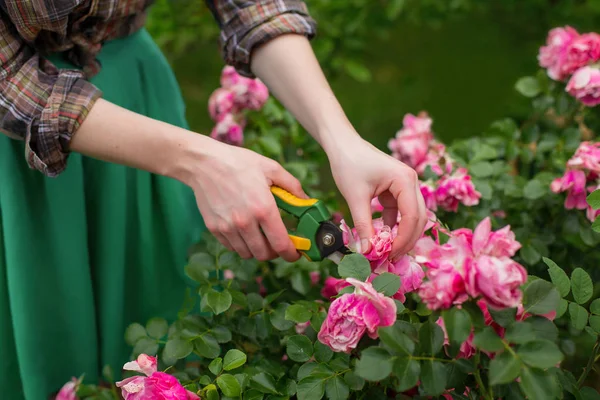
[0,0,316,177]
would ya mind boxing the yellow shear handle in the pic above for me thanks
[270,186,318,207]
[270,186,316,254]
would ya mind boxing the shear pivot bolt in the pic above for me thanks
[323,233,335,246]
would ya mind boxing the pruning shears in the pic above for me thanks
[270,186,352,263]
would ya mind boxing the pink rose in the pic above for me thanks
[418,264,469,310]
[562,33,600,77]
[419,181,438,211]
[208,88,236,122]
[210,113,245,146]
[224,269,235,280]
[310,271,321,286]
[415,142,454,177]
[472,217,521,258]
[435,168,481,212]
[317,278,396,352]
[566,66,600,107]
[371,197,384,213]
[390,255,425,302]
[567,141,600,173]
[551,169,588,209]
[295,321,310,334]
[219,66,270,110]
[467,256,527,309]
[436,317,476,359]
[220,66,242,88]
[587,204,600,222]
[388,113,434,168]
[340,218,396,273]
[56,377,79,400]
[321,277,351,299]
[538,26,580,80]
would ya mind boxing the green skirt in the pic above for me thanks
[0,29,206,399]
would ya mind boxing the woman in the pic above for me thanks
[0,0,427,398]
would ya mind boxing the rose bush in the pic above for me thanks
[59,26,600,399]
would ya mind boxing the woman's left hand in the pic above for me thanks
[328,134,428,260]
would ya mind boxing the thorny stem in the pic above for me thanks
[578,337,600,387]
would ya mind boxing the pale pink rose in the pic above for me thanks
[295,321,310,334]
[223,269,235,280]
[422,209,440,236]
[418,265,468,310]
[388,113,434,168]
[551,169,588,209]
[210,113,245,146]
[317,278,396,352]
[371,197,384,213]
[566,66,600,107]
[117,376,151,400]
[587,205,600,222]
[415,142,454,177]
[467,256,527,309]
[310,271,321,286]
[419,181,438,211]
[538,26,580,80]
[567,141,600,173]
[472,217,521,258]
[436,317,476,359]
[562,33,600,77]
[435,168,481,212]
[340,218,396,273]
[230,79,269,110]
[321,277,351,299]
[208,88,236,122]
[56,378,79,400]
[220,66,242,88]
[390,255,425,302]
[123,354,158,376]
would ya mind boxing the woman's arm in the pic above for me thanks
[250,34,428,259]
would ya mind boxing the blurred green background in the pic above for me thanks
[146,0,600,149]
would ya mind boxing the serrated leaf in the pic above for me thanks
[489,351,522,385]
[557,299,569,318]
[523,279,560,315]
[206,289,233,315]
[285,304,312,323]
[473,326,504,352]
[337,254,371,281]
[209,358,223,375]
[518,340,564,368]
[194,335,221,359]
[592,217,600,233]
[591,299,600,315]
[587,190,600,210]
[223,349,247,371]
[325,376,349,400]
[297,376,326,400]
[286,335,314,362]
[571,268,593,304]
[125,323,147,346]
[519,367,558,399]
[378,324,415,355]
[164,338,193,360]
[371,273,401,296]
[543,257,570,298]
[355,347,393,381]
[442,308,472,345]
[250,373,280,395]
[515,76,541,97]
[420,360,446,396]
[217,374,241,397]
[343,372,365,391]
[504,322,535,344]
[590,315,600,333]
[146,318,168,339]
[393,357,420,392]
[418,320,444,355]
[314,341,334,363]
[523,180,546,200]
[569,302,589,330]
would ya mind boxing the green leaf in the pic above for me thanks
[488,307,517,328]
[528,316,559,342]
[286,335,314,362]
[206,289,233,315]
[517,340,564,368]
[523,279,561,315]
[569,302,589,330]
[212,326,232,343]
[133,337,159,357]
[581,387,600,400]
[314,341,334,363]
[209,357,223,375]
[386,0,405,19]
[504,322,535,344]
[371,273,401,296]
[393,358,420,392]
[469,161,494,178]
[571,268,593,304]
[258,136,282,156]
[194,335,221,359]
[277,378,297,397]
[217,374,241,397]
[442,308,472,346]
[271,303,295,331]
[206,388,219,400]
[337,253,371,281]
[250,373,279,395]
[543,257,570,298]
[285,304,312,323]
[223,349,247,371]
[587,190,600,210]
[343,372,365,391]
[185,263,210,283]
[378,325,415,355]
[102,364,114,383]
[520,245,541,265]
[244,390,264,400]
[146,318,168,339]
[420,360,447,396]
[325,376,349,400]
[556,299,568,319]
[592,217,600,233]
[515,76,541,97]
[247,293,264,312]
[473,327,504,352]
[523,180,546,200]
[418,320,444,355]
[518,367,559,399]
[489,351,522,385]
[344,60,372,83]
[591,299,600,315]
[164,338,194,360]
[355,347,393,381]
[125,323,147,346]
[297,376,326,400]
[589,315,600,333]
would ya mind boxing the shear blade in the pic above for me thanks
[327,251,345,265]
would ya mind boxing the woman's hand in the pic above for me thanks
[328,134,428,260]
[180,141,306,262]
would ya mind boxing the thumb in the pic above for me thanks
[347,195,374,254]
[268,163,309,199]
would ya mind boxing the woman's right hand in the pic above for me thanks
[179,139,307,262]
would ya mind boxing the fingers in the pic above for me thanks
[258,203,302,262]
[389,170,426,259]
[347,190,375,254]
[267,161,309,199]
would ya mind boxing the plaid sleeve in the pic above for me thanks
[205,0,317,77]
[0,5,102,177]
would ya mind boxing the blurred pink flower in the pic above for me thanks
[388,113,434,168]
[562,33,600,77]
[317,278,396,353]
[567,141,600,173]
[56,377,79,400]
[224,269,235,280]
[371,197,384,213]
[566,66,600,107]
[419,181,438,211]
[340,218,396,273]
[228,77,269,110]
[467,256,527,309]
[220,66,242,88]
[321,277,351,299]
[415,142,454,177]
[295,321,310,334]
[472,217,521,258]
[435,168,481,212]
[390,255,425,302]
[210,113,245,146]
[538,26,580,80]
[551,169,588,209]
[436,317,476,359]
[418,265,468,310]
[208,88,236,122]
[310,271,321,286]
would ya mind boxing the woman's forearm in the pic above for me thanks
[70,98,215,184]
[250,34,361,156]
